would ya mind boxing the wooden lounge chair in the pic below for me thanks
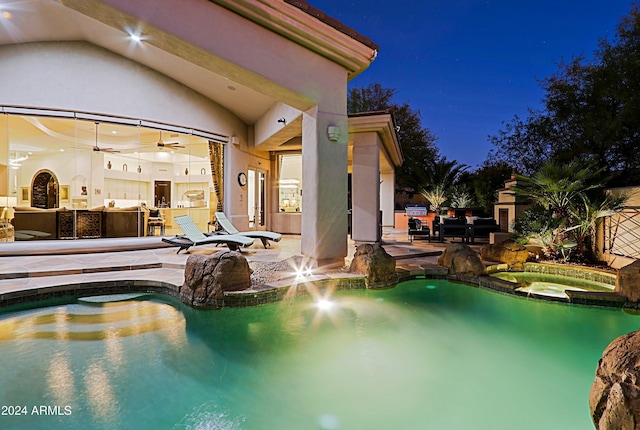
[162,215,254,254]
[214,212,282,248]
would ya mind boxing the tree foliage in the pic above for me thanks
[347,83,439,191]
[414,157,468,211]
[489,3,640,184]
[463,159,513,215]
[511,160,627,262]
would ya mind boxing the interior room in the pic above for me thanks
[1,112,224,242]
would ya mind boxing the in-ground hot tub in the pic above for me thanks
[488,262,617,299]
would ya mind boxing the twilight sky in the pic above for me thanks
[310,0,635,170]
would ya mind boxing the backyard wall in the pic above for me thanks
[597,185,640,269]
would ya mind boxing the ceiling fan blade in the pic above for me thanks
[92,122,120,153]
[157,141,184,149]
[93,146,120,153]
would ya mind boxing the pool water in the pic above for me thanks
[1,280,638,430]
[491,271,614,298]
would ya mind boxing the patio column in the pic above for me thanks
[380,171,395,227]
[301,107,349,267]
[351,131,381,244]
[0,114,7,196]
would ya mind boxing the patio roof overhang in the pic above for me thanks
[348,112,403,172]
[0,0,377,125]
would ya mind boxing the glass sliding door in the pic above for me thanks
[0,110,220,242]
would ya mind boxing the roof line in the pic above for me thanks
[284,0,380,51]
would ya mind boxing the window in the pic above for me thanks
[278,154,302,212]
[0,111,221,240]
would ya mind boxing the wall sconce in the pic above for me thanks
[327,125,341,142]
[230,136,240,145]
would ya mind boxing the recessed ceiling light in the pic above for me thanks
[130,33,142,43]
[60,149,64,152]
[112,130,117,134]
[1,11,12,20]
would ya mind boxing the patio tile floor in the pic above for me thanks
[0,229,467,305]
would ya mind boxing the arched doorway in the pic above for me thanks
[31,170,59,209]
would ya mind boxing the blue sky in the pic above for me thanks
[310,0,635,169]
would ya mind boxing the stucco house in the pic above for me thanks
[0,0,401,266]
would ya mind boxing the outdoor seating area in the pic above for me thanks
[162,215,255,254]
[214,211,282,248]
[431,215,499,243]
[466,217,500,243]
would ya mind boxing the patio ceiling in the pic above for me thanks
[0,0,276,124]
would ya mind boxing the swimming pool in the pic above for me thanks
[0,280,637,429]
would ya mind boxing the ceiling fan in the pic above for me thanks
[157,131,185,149]
[93,122,120,153]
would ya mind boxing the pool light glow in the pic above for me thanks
[316,299,333,311]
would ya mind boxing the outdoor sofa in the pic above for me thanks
[466,216,499,243]
[432,215,499,243]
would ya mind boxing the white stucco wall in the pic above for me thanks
[0,41,246,139]
[0,41,264,224]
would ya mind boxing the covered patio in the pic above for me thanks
[0,0,387,269]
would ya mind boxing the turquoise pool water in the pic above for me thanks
[1,280,638,429]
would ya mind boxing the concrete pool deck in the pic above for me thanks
[0,229,457,307]
[0,230,628,309]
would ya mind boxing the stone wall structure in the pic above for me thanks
[590,329,640,429]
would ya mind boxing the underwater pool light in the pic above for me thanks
[316,299,333,311]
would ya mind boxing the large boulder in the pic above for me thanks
[590,330,640,429]
[349,243,397,288]
[479,239,529,270]
[438,243,485,278]
[180,250,251,308]
[615,260,640,303]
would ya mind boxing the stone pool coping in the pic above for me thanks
[0,260,629,311]
[482,262,624,308]
[486,262,617,286]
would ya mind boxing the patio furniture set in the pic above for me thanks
[162,212,282,253]
[408,215,499,243]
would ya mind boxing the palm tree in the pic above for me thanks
[415,157,467,212]
[449,184,475,209]
[511,159,627,262]
[510,160,601,222]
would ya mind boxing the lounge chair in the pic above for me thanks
[162,215,254,254]
[214,212,282,248]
